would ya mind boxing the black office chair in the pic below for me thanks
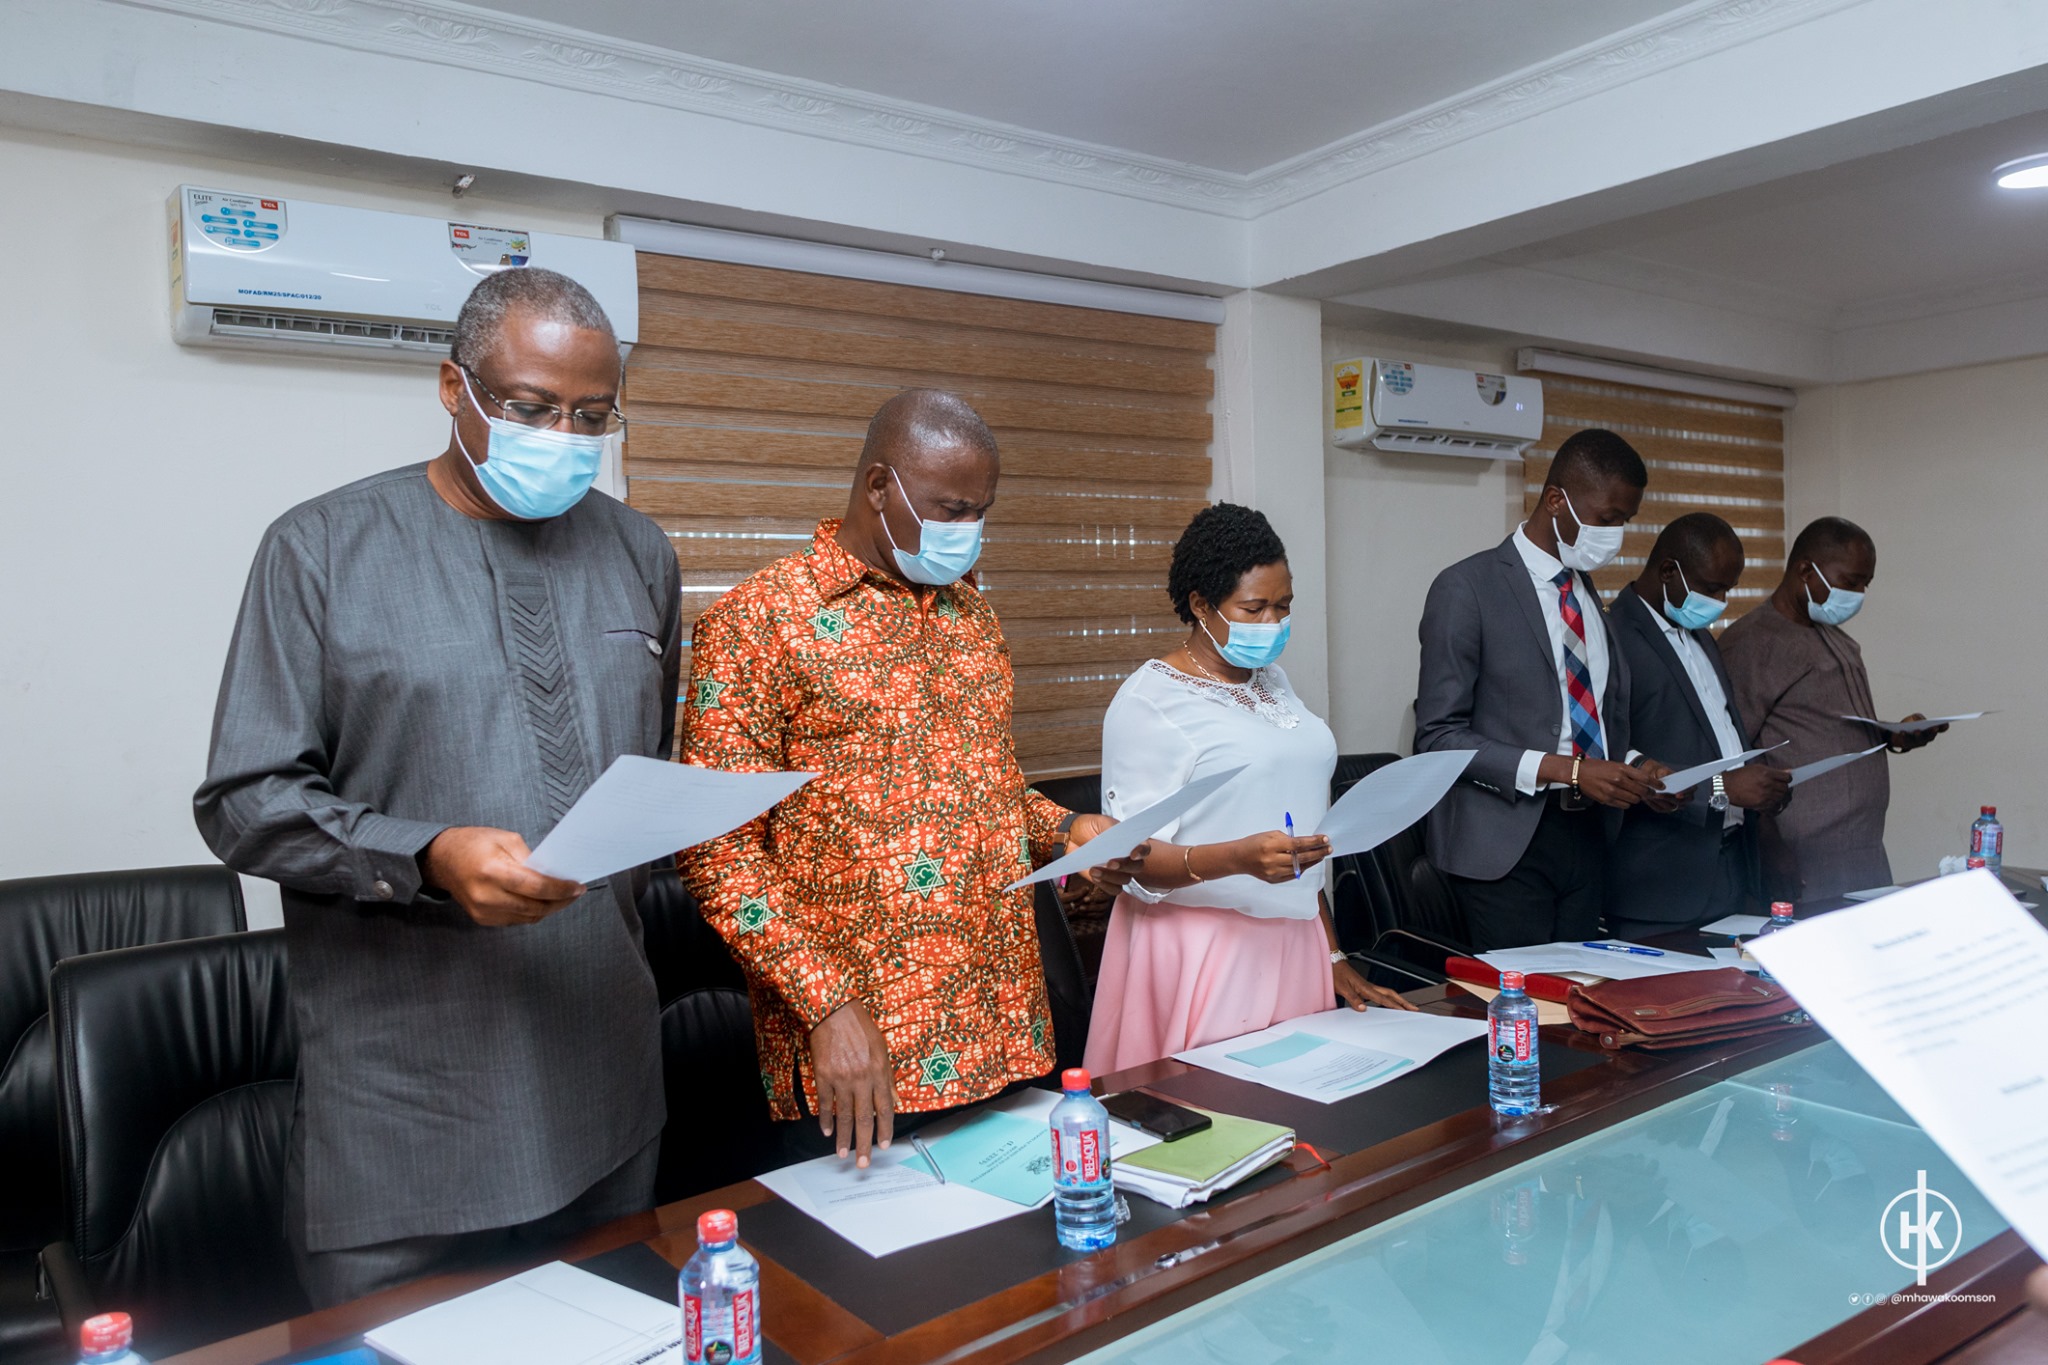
[1325,754,1460,990]
[636,866,777,1203]
[1030,773,1107,1007]
[41,929,306,1361]
[0,866,247,1363]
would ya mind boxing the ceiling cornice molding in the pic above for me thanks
[111,0,1871,219]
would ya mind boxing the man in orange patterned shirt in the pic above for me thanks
[681,390,1115,1165]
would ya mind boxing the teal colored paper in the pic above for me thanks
[1227,1031,1333,1068]
[904,1111,1053,1206]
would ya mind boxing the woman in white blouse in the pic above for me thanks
[1082,504,1415,1075]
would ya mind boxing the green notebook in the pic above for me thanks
[1117,1108,1291,1182]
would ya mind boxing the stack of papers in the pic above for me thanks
[755,1088,1160,1256]
[1478,941,1711,982]
[1113,1108,1294,1209]
[1176,1007,1487,1104]
[365,1262,679,1365]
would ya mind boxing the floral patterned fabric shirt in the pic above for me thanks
[679,519,1067,1120]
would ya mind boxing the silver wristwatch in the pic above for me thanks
[1708,772,1730,812]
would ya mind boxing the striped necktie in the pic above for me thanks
[1552,569,1605,761]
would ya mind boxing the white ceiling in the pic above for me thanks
[1487,108,2048,327]
[480,0,1690,173]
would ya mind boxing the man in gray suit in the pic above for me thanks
[196,268,675,1306]
[1414,430,1675,949]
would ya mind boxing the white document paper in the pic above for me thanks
[1841,711,1988,734]
[524,756,814,884]
[1175,1007,1487,1104]
[756,1088,1160,1257]
[1707,946,1762,973]
[1789,743,1886,787]
[365,1261,679,1365]
[1007,765,1247,890]
[1744,871,2048,1257]
[1842,885,1904,902]
[1479,940,1712,981]
[1698,914,1767,938]
[1654,744,1782,795]
[1312,750,1472,856]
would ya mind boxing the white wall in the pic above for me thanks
[1211,292,1330,718]
[0,126,602,926]
[1784,357,2048,878]
[1320,326,1521,755]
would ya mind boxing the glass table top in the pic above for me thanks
[1076,1042,2006,1365]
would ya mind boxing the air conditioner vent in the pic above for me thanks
[207,308,454,352]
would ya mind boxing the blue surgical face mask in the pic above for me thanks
[1202,614,1291,670]
[1661,563,1728,631]
[880,466,984,585]
[455,371,612,521]
[1805,563,1865,626]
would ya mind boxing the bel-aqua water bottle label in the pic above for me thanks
[1052,1128,1105,1185]
[1491,1016,1533,1064]
[684,1288,758,1365]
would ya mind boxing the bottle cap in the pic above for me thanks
[696,1209,737,1244]
[82,1313,134,1353]
[1499,970,1525,990]
[1983,806,1997,816]
[1771,902,1795,916]
[1061,1067,1091,1092]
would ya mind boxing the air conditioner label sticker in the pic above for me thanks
[187,189,286,252]
[1333,361,1364,430]
[450,223,532,274]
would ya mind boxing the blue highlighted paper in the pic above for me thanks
[904,1110,1054,1207]
[1227,1032,1334,1068]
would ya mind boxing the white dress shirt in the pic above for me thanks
[1637,590,1746,829]
[1510,524,1629,795]
[1100,660,1336,919]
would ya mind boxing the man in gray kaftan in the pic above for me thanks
[195,268,677,1306]
[1720,517,1943,904]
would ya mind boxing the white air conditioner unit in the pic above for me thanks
[1330,357,1542,459]
[167,185,639,363]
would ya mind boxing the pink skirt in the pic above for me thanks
[1082,894,1335,1076]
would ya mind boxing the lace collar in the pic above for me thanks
[1144,658,1300,729]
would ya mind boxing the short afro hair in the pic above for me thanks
[1168,503,1288,625]
[451,266,614,372]
[1789,515,1873,568]
[1545,428,1647,495]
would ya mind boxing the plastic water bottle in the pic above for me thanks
[1753,901,1797,983]
[1487,971,1540,1115]
[1971,806,2004,875]
[680,1209,761,1365]
[79,1314,149,1364]
[1050,1067,1117,1251]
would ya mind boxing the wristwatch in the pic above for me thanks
[1329,950,1348,966]
[1708,773,1729,812]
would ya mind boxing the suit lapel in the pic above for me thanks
[1621,587,1714,740]
[1494,538,1556,674]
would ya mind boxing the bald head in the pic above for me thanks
[856,388,1000,474]
[837,389,1001,583]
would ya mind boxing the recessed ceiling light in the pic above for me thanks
[1994,153,2048,189]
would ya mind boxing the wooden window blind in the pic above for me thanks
[623,254,1217,778]
[1518,374,1787,619]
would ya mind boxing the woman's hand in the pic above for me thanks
[1333,957,1419,1012]
[1229,830,1331,884]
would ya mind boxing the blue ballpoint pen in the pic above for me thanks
[1581,940,1664,957]
[1285,812,1301,880]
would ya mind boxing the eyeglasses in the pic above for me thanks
[463,366,626,437]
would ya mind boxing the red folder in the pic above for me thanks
[1445,955,1579,1004]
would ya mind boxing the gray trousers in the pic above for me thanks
[285,1122,660,1309]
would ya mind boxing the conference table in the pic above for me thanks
[165,877,2048,1365]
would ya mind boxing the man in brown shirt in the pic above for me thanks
[1719,517,1944,903]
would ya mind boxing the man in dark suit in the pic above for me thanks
[1415,429,1676,950]
[1606,514,1792,940]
